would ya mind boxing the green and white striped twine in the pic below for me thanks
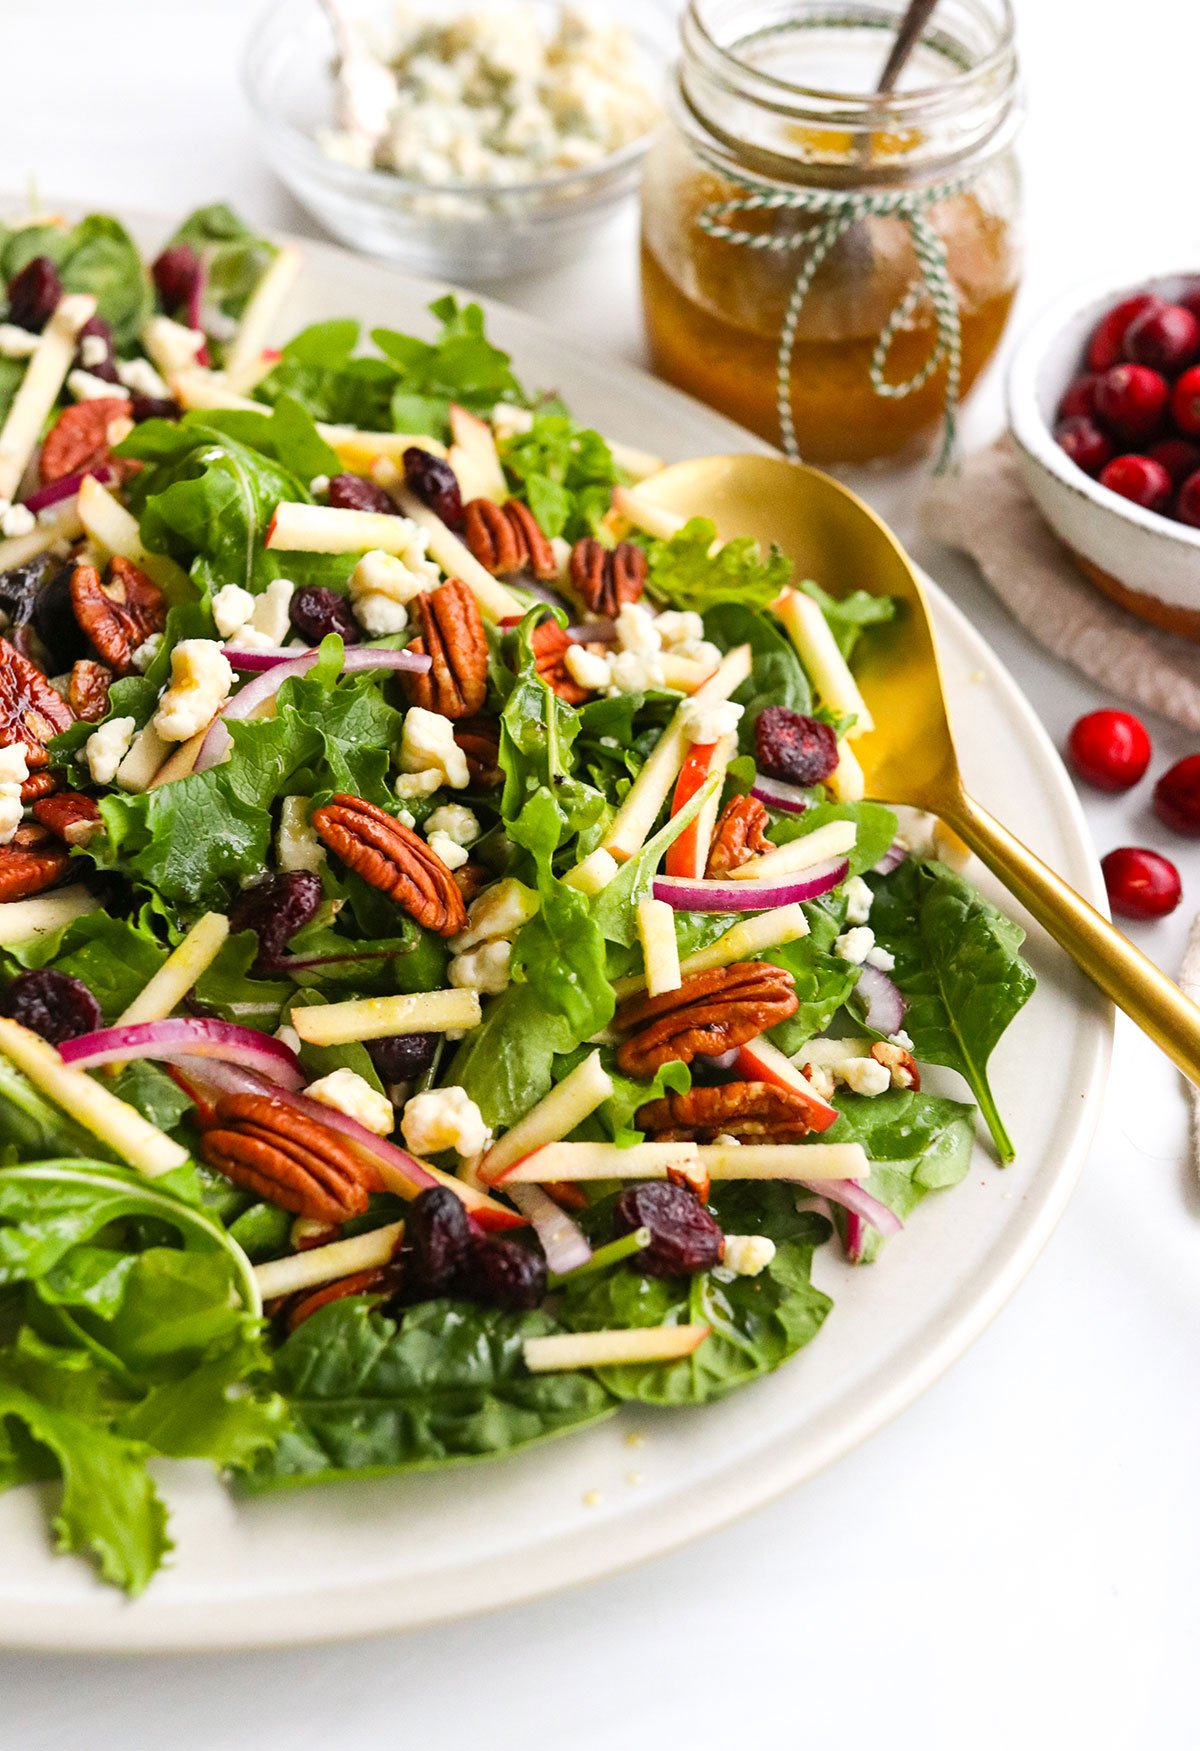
[697,166,976,472]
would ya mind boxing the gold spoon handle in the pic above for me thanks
[945,789,1200,1087]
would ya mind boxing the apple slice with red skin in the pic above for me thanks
[733,1034,840,1133]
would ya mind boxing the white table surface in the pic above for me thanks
[2,1,1198,1743]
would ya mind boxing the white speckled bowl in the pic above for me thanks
[1007,271,1200,637]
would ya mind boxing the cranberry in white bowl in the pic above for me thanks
[1007,272,1200,638]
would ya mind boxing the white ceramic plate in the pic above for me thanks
[0,221,1111,1652]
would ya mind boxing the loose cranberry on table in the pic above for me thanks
[1097,454,1172,513]
[1093,364,1169,444]
[1175,470,1200,528]
[1153,754,1200,834]
[1054,416,1113,476]
[1086,293,1163,373]
[1122,303,1200,374]
[1067,709,1152,792]
[1101,847,1182,920]
[1171,366,1200,437]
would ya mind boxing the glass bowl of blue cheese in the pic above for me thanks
[244,0,669,281]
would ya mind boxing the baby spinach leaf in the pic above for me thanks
[3,213,152,348]
[245,1299,614,1487]
[648,518,792,614]
[823,1088,976,1261]
[867,860,1035,1162]
[764,896,858,1051]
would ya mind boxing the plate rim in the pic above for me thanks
[0,206,1113,1653]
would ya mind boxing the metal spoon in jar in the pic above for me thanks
[633,452,1200,1091]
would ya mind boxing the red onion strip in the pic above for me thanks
[61,1018,305,1089]
[855,963,906,1035]
[24,466,113,515]
[506,1182,592,1274]
[802,1177,903,1237]
[653,858,849,913]
[872,840,907,875]
[749,773,810,816]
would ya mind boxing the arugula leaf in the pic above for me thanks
[245,1298,614,1487]
[0,1060,107,1167]
[255,320,398,430]
[500,412,617,540]
[558,1189,832,1404]
[374,295,525,439]
[647,518,792,614]
[867,859,1035,1161]
[165,204,275,322]
[799,579,897,662]
[198,396,341,487]
[821,1089,976,1262]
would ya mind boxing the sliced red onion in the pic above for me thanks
[653,858,849,913]
[61,1018,304,1089]
[750,774,810,816]
[855,962,906,1035]
[845,1210,867,1263]
[565,619,618,644]
[506,1182,591,1275]
[24,466,112,515]
[803,1177,903,1238]
[194,644,432,772]
[872,839,908,875]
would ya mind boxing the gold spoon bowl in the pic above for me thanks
[638,453,1200,1088]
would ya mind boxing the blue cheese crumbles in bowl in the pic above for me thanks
[243,0,669,279]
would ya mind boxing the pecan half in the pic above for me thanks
[70,558,166,677]
[871,1040,920,1089]
[705,795,772,877]
[282,1264,404,1332]
[531,620,590,704]
[199,1091,378,1223]
[39,396,132,484]
[614,963,797,1077]
[312,794,468,936]
[463,497,558,580]
[32,791,103,847]
[637,1079,817,1143]
[19,771,58,804]
[67,658,113,723]
[453,715,502,788]
[569,538,647,617]
[402,577,488,720]
[0,824,70,901]
[0,635,75,768]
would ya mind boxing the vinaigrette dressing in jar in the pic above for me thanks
[640,0,1022,464]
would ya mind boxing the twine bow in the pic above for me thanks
[697,170,975,472]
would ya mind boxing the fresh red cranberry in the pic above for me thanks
[462,1235,547,1310]
[403,448,464,530]
[755,708,839,786]
[1146,438,1200,485]
[227,871,323,971]
[1175,469,1200,528]
[1054,416,1114,477]
[1087,294,1163,372]
[366,1032,438,1081]
[403,1186,474,1297]
[151,243,202,315]
[1101,846,1181,920]
[0,968,102,1044]
[326,473,395,515]
[1066,709,1151,792]
[7,257,64,332]
[1153,754,1200,834]
[1170,366,1200,437]
[1094,365,1169,444]
[613,1181,724,1276]
[1123,303,1200,373]
[1058,374,1101,421]
[289,584,361,645]
[1097,454,1172,512]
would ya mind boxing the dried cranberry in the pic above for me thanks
[31,563,90,670]
[130,394,181,423]
[74,316,119,384]
[327,473,395,515]
[151,243,202,315]
[289,585,361,646]
[366,1031,438,1081]
[403,1185,474,1297]
[227,871,323,972]
[1,968,101,1044]
[755,707,839,786]
[403,448,464,530]
[462,1235,547,1311]
[0,552,54,631]
[7,256,63,331]
[612,1181,724,1277]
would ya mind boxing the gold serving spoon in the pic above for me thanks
[638,453,1200,1086]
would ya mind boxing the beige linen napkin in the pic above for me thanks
[921,439,1200,730]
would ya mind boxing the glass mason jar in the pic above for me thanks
[640,0,1023,464]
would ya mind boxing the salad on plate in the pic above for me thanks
[0,204,1035,1594]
